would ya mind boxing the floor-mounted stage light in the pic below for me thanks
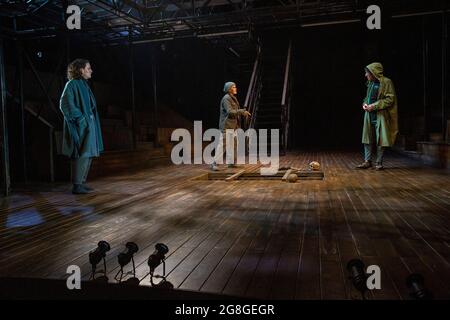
[114,242,139,283]
[346,259,368,299]
[406,273,433,300]
[89,240,110,281]
[147,243,169,286]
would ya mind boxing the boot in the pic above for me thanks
[83,184,94,191]
[356,161,372,169]
[72,184,90,194]
[374,163,384,170]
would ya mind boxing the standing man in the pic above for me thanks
[356,62,398,170]
[60,59,104,194]
[211,82,251,171]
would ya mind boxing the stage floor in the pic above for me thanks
[1,151,449,299]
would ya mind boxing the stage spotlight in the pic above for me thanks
[346,259,368,297]
[89,240,110,280]
[147,243,169,286]
[406,273,432,300]
[114,242,139,283]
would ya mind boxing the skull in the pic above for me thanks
[309,161,320,171]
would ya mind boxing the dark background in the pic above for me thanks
[2,12,448,151]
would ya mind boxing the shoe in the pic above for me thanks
[72,184,90,194]
[227,164,237,168]
[374,163,384,170]
[210,163,219,171]
[83,184,94,191]
[356,161,372,169]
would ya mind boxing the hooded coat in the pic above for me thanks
[362,62,399,147]
[59,79,104,158]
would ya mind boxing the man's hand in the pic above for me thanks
[363,103,368,110]
[243,111,251,118]
[365,104,375,112]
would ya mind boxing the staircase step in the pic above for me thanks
[256,121,282,127]
[257,108,282,114]
[258,112,282,118]
[260,99,282,104]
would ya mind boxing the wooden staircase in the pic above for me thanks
[255,44,287,131]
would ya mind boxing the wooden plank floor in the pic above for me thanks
[0,151,449,299]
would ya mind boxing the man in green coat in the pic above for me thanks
[59,59,104,194]
[356,62,398,170]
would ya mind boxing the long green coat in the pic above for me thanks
[59,79,104,158]
[362,62,399,147]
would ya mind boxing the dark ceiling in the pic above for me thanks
[0,0,447,51]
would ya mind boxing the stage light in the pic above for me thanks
[114,242,139,283]
[147,243,169,286]
[346,259,368,297]
[406,273,432,300]
[89,240,110,280]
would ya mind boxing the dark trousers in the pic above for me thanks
[71,157,92,185]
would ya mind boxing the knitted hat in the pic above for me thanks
[223,81,236,93]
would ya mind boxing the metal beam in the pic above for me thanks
[152,51,159,148]
[84,0,143,24]
[0,39,11,196]
[129,27,137,150]
[442,12,448,141]
[17,40,27,183]
[422,16,428,139]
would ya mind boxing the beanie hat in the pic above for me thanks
[223,81,236,93]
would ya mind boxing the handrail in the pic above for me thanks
[281,40,293,154]
[245,43,262,130]
[244,44,261,108]
[281,40,292,107]
[25,105,54,129]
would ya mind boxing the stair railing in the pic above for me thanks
[281,40,293,155]
[244,43,263,130]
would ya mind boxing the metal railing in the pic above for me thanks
[244,43,263,130]
[281,40,293,155]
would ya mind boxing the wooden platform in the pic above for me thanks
[1,151,449,299]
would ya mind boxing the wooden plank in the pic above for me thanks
[295,190,321,299]
[225,170,246,181]
[281,169,292,181]
[1,151,449,300]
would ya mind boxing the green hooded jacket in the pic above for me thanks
[362,62,399,147]
[59,79,104,158]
